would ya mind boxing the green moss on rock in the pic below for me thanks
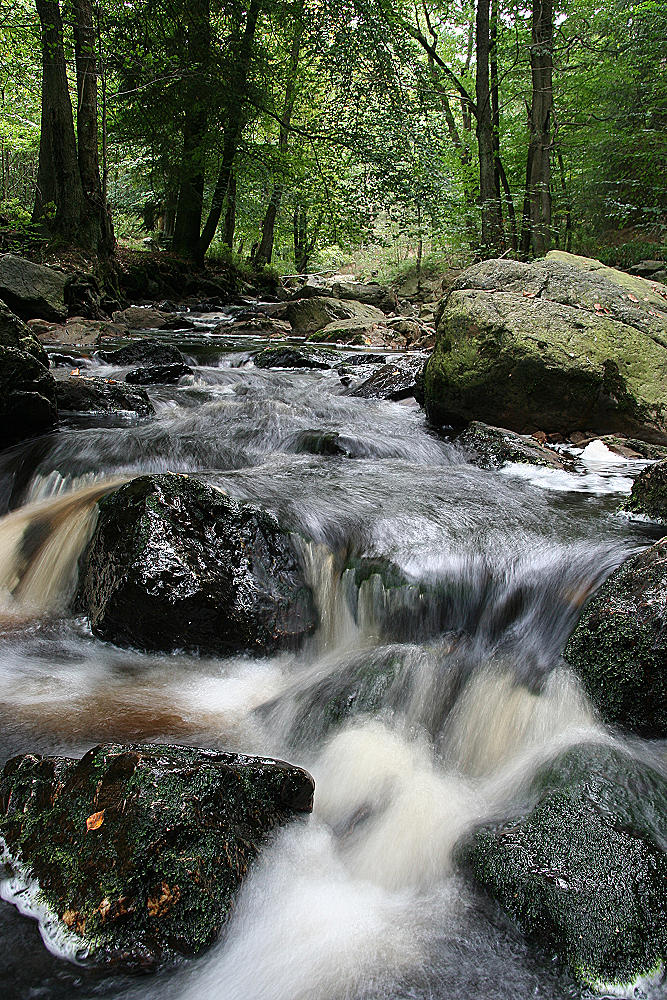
[458,743,667,991]
[0,743,314,970]
[563,538,667,737]
[621,460,667,523]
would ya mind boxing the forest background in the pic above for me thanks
[0,0,665,281]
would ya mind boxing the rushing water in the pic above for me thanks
[0,320,664,1000]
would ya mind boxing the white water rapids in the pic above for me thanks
[0,333,663,1000]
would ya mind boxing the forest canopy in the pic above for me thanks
[0,0,665,274]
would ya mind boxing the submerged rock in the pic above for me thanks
[458,743,667,992]
[620,460,667,523]
[457,421,566,470]
[252,345,338,369]
[0,346,57,449]
[125,363,193,385]
[424,252,667,443]
[55,377,154,417]
[0,253,68,321]
[287,429,358,457]
[98,338,188,367]
[77,473,317,654]
[346,355,426,402]
[287,296,385,337]
[563,538,667,737]
[0,743,314,969]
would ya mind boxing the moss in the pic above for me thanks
[621,460,667,522]
[563,538,667,737]
[0,744,314,970]
[458,743,667,989]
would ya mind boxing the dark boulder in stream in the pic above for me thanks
[252,345,338,369]
[0,347,57,449]
[56,376,154,417]
[98,338,188,367]
[458,743,667,992]
[77,473,317,654]
[0,743,314,970]
[456,421,567,470]
[563,537,667,737]
[346,355,426,402]
[125,362,193,385]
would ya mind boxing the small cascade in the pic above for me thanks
[0,478,127,615]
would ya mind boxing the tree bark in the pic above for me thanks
[475,0,505,254]
[223,171,237,248]
[197,0,261,260]
[525,0,553,255]
[173,0,211,256]
[254,0,304,266]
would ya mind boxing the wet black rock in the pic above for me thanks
[346,355,426,402]
[288,430,357,457]
[48,351,91,369]
[0,743,314,970]
[0,253,68,321]
[457,421,567,470]
[620,459,667,523]
[125,363,193,385]
[98,338,188,367]
[55,377,154,417]
[0,299,50,366]
[77,473,317,654]
[0,346,58,449]
[563,537,667,737]
[253,345,338,370]
[458,743,667,991]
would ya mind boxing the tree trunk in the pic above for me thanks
[197,0,261,260]
[525,0,553,255]
[33,0,85,237]
[72,0,114,253]
[173,0,211,256]
[475,0,504,254]
[254,0,304,267]
[223,172,236,248]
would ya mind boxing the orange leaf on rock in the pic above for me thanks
[86,809,105,831]
[628,293,639,303]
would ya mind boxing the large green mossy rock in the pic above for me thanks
[0,743,314,969]
[563,538,667,738]
[76,474,317,654]
[424,253,667,443]
[458,743,667,992]
[621,460,667,523]
[287,295,386,337]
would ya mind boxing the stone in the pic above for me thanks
[0,743,314,970]
[424,252,667,443]
[0,346,58,449]
[0,299,49,365]
[287,296,386,337]
[330,281,397,313]
[287,430,358,457]
[98,339,188,367]
[309,318,382,345]
[76,474,317,654]
[563,537,667,737]
[458,743,667,992]
[0,254,68,321]
[125,363,193,385]
[621,460,667,522]
[457,421,567,470]
[346,355,426,402]
[29,318,127,348]
[252,346,338,370]
[55,376,154,417]
[111,307,195,331]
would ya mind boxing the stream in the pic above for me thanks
[0,310,664,1000]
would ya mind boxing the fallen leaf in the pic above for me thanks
[70,368,80,376]
[86,809,105,831]
[522,290,537,298]
[628,293,639,303]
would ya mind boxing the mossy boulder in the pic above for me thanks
[424,252,667,443]
[457,421,566,470]
[563,538,667,737]
[287,296,385,337]
[0,254,68,321]
[0,743,314,969]
[76,473,317,654]
[98,339,187,367]
[0,346,57,450]
[458,743,667,992]
[56,376,154,417]
[309,318,382,345]
[346,355,426,402]
[621,460,667,523]
[330,280,397,313]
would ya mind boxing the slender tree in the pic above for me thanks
[521,0,553,255]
